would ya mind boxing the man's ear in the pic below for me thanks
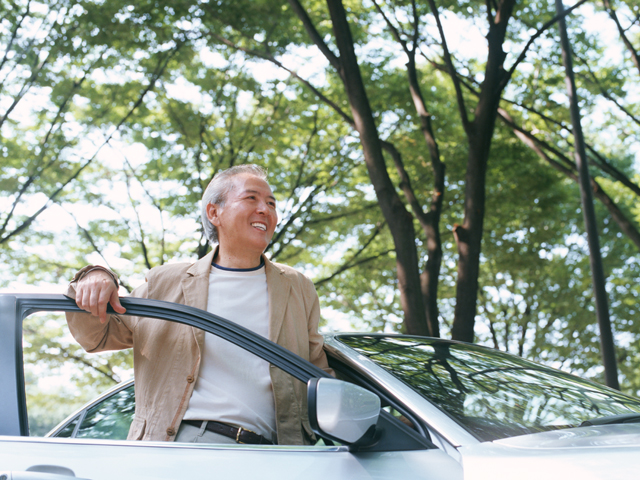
[206,203,221,226]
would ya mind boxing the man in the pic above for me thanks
[66,164,331,446]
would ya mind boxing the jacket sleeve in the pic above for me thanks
[64,266,148,353]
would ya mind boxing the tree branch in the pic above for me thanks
[504,0,590,88]
[0,0,31,78]
[498,107,640,251]
[210,32,355,127]
[577,54,640,129]
[316,219,391,286]
[370,0,411,57]
[602,0,640,74]
[425,0,470,131]
[287,0,342,72]
[0,51,105,238]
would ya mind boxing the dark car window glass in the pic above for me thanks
[53,416,79,438]
[75,384,135,440]
[337,335,640,441]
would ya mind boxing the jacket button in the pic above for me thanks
[186,375,194,383]
[167,427,176,436]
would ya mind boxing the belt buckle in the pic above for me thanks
[235,426,259,444]
[235,426,245,444]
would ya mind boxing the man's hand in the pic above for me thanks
[75,270,126,323]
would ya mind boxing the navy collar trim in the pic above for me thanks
[211,260,265,272]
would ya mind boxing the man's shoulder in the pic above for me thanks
[269,259,300,275]
[143,259,207,302]
[148,261,193,278]
[268,259,314,287]
[146,259,203,287]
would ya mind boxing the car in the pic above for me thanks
[2,293,640,479]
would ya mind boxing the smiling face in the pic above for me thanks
[206,173,278,267]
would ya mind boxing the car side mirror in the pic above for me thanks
[307,378,381,446]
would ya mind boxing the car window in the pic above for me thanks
[53,416,80,438]
[75,384,135,440]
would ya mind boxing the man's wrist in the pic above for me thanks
[71,265,119,289]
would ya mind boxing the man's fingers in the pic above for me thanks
[75,288,84,309]
[74,271,120,323]
[97,300,108,324]
[97,284,115,323]
[89,284,103,319]
[110,290,127,314]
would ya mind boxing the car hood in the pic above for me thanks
[458,424,640,480]
[493,423,640,449]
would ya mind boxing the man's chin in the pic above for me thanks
[246,239,270,256]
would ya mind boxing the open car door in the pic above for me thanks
[0,293,462,480]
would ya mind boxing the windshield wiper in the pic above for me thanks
[580,413,640,427]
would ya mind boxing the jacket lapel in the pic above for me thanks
[180,249,216,311]
[266,257,291,343]
[181,249,216,350]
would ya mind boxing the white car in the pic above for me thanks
[2,294,640,479]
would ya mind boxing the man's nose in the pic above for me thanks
[256,199,269,214]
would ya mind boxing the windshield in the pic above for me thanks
[337,335,640,441]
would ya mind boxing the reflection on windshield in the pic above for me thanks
[338,335,640,441]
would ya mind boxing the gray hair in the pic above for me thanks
[201,164,268,245]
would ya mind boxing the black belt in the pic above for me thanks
[183,420,274,445]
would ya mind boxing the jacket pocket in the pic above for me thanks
[128,416,146,441]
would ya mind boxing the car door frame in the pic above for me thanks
[0,293,433,452]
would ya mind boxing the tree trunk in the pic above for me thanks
[407,56,445,339]
[325,0,429,335]
[556,0,619,389]
[450,0,516,343]
[452,135,489,342]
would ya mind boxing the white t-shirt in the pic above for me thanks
[183,263,276,441]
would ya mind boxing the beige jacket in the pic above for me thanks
[65,250,331,445]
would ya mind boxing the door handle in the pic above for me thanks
[1,474,86,480]
[0,464,90,479]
